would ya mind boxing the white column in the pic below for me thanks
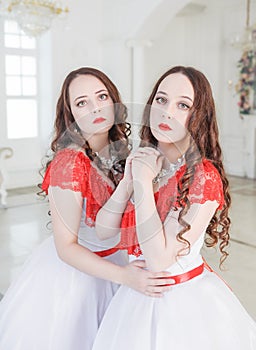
[125,39,153,149]
[126,39,152,104]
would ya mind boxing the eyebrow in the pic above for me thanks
[156,91,168,96]
[75,95,87,102]
[95,89,108,94]
[74,89,108,102]
[180,95,193,102]
[156,91,193,103]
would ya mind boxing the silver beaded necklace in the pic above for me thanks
[152,154,185,184]
[95,152,117,170]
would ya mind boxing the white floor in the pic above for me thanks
[0,177,256,320]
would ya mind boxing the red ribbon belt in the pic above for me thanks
[95,247,119,257]
[164,259,232,290]
[94,251,232,290]
[165,262,205,285]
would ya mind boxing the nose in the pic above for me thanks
[91,100,101,114]
[161,103,174,120]
[162,113,173,120]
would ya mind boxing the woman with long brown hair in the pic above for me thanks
[0,67,173,350]
[93,66,256,349]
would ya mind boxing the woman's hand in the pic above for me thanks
[122,260,174,297]
[131,147,163,183]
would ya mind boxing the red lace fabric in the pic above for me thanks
[42,148,114,227]
[119,159,225,256]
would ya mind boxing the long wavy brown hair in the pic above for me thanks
[41,67,131,187]
[140,66,231,267]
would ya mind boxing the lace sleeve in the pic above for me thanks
[187,160,224,210]
[42,148,89,196]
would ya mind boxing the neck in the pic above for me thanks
[84,132,110,154]
[158,139,189,163]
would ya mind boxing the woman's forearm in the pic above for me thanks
[96,178,132,240]
[133,180,168,271]
[56,240,126,284]
[56,240,175,297]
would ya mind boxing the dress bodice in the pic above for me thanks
[119,159,225,266]
[42,147,119,252]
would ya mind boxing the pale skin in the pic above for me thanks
[49,74,174,297]
[96,73,219,272]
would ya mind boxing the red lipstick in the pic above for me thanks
[93,117,106,124]
[158,123,172,131]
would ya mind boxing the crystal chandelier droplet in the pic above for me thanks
[1,0,69,37]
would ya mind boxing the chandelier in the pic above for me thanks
[0,0,69,37]
[230,0,256,51]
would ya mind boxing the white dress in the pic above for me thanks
[92,160,256,350]
[92,234,256,350]
[0,148,127,350]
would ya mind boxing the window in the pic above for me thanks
[3,20,38,139]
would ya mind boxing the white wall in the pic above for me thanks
[49,0,103,106]
[143,0,256,177]
[2,0,256,188]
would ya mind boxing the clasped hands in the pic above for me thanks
[123,147,164,185]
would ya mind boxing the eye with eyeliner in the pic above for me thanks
[178,102,191,110]
[98,93,108,101]
[155,96,167,104]
[76,100,87,107]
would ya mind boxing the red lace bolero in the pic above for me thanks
[42,148,114,227]
[118,159,225,256]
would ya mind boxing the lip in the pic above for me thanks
[158,123,172,131]
[93,117,106,124]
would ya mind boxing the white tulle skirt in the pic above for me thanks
[0,236,127,350]
[92,268,256,350]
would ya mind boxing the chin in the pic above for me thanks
[96,124,113,134]
[151,130,174,144]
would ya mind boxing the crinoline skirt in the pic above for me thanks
[92,266,256,350]
[0,236,127,350]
